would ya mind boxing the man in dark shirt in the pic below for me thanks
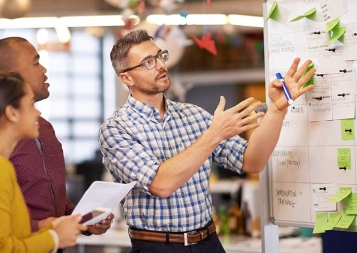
[0,37,114,236]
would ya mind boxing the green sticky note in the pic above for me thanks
[338,148,351,170]
[327,187,352,202]
[313,212,328,234]
[335,214,355,229]
[346,193,357,215]
[304,7,316,18]
[290,15,305,22]
[325,18,340,33]
[324,212,342,230]
[325,26,346,44]
[341,119,354,141]
[267,2,279,21]
[290,7,316,22]
[303,63,314,87]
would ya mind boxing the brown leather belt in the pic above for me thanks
[128,222,216,246]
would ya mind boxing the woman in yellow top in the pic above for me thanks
[0,72,87,253]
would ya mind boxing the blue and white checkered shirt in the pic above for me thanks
[99,95,247,232]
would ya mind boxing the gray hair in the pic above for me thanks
[110,29,153,76]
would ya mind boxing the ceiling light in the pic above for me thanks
[0,15,140,29]
[228,14,264,28]
[0,17,59,29]
[146,14,186,26]
[186,14,227,25]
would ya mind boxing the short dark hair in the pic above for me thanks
[0,72,26,117]
[110,29,153,76]
[0,37,29,72]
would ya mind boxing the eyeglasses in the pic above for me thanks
[121,50,169,73]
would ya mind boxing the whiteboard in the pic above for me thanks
[264,0,357,229]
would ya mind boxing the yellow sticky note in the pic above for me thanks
[335,214,355,229]
[341,119,354,141]
[313,212,328,234]
[324,212,342,230]
[337,148,351,170]
[327,187,352,202]
[345,193,357,215]
[326,26,346,44]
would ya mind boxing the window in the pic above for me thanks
[0,28,117,163]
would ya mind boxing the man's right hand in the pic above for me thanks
[209,96,264,142]
[52,214,87,248]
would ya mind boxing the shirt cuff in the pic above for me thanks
[48,229,59,253]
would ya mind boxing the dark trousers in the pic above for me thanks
[130,232,226,253]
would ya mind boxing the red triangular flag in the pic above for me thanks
[192,33,217,55]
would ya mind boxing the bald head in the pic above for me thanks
[0,37,49,102]
[0,37,29,72]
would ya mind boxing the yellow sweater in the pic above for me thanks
[0,156,55,253]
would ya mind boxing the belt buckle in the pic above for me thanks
[184,231,197,246]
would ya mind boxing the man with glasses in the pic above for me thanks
[99,29,315,253]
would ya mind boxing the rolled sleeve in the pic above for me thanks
[213,135,248,175]
[99,120,159,196]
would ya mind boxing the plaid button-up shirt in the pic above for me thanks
[99,95,247,232]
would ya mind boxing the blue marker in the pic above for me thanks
[276,72,295,109]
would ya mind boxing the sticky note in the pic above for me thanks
[345,193,357,215]
[313,212,328,234]
[324,212,342,230]
[337,148,351,170]
[267,1,279,21]
[290,7,316,22]
[335,214,355,229]
[326,26,346,44]
[303,63,315,87]
[325,18,340,33]
[327,187,352,202]
[341,119,354,141]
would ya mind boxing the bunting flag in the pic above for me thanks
[192,33,217,55]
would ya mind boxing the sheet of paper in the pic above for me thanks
[72,181,137,225]
[331,71,356,120]
[317,48,345,74]
[306,74,332,121]
[306,29,330,59]
[320,0,349,23]
[311,184,337,212]
[343,25,357,60]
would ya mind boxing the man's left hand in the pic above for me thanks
[87,213,115,235]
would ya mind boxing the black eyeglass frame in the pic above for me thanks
[120,50,169,73]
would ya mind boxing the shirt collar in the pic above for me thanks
[127,94,174,121]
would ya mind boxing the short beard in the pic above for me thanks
[138,79,170,95]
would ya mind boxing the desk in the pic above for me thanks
[76,229,321,253]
